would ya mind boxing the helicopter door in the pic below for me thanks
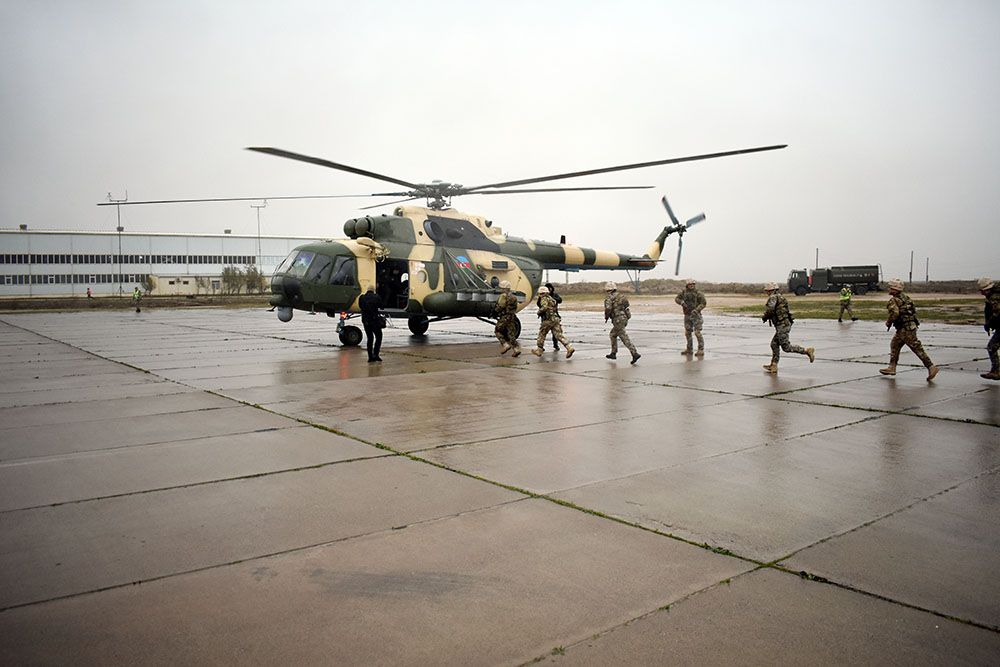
[375,258,409,310]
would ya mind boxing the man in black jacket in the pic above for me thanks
[358,286,384,362]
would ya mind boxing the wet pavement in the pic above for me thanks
[0,307,997,664]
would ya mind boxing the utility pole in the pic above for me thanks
[107,191,127,297]
[909,250,914,286]
[925,257,929,283]
[251,200,267,272]
[815,248,819,270]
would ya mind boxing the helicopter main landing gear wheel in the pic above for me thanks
[339,325,363,347]
[513,318,522,338]
[408,315,429,336]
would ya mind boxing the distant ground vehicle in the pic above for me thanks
[787,265,881,296]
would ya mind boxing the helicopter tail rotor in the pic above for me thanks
[659,196,706,275]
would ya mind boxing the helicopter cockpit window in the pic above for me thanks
[287,251,316,278]
[306,254,334,283]
[329,256,357,286]
[276,252,298,274]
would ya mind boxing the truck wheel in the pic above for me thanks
[794,286,808,297]
[855,285,868,296]
[339,325,363,347]
[408,315,429,336]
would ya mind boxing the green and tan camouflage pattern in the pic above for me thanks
[270,204,664,319]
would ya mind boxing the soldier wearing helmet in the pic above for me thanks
[838,285,858,323]
[761,282,814,374]
[603,281,640,363]
[532,285,575,360]
[675,278,707,356]
[535,282,564,351]
[979,277,1000,380]
[494,280,522,357]
[880,278,938,380]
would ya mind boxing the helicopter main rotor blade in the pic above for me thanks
[675,236,684,276]
[246,147,419,190]
[358,196,421,210]
[685,212,706,228]
[463,144,787,192]
[661,195,680,226]
[473,185,654,195]
[96,194,396,206]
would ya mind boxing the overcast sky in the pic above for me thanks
[2,0,998,282]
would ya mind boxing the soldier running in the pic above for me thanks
[979,277,1000,381]
[879,278,938,381]
[838,285,858,322]
[531,285,574,359]
[494,280,521,357]
[675,278,706,356]
[604,281,640,364]
[761,282,814,374]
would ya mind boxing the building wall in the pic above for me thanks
[0,230,317,297]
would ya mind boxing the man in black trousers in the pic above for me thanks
[358,286,384,362]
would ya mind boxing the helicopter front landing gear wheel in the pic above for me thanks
[513,318,521,338]
[339,325,363,347]
[408,315,429,336]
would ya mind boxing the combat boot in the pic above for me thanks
[762,363,778,374]
[630,352,641,365]
[851,317,858,322]
[980,371,1000,380]
[531,348,543,357]
[512,345,522,357]
[680,348,693,355]
[499,342,511,355]
[565,346,575,359]
[879,364,896,376]
[926,365,939,381]
[695,348,705,357]
[806,347,815,363]
[606,352,617,359]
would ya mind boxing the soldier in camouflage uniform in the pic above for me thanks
[604,281,640,364]
[531,285,575,359]
[879,278,938,380]
[761,282,814,374]
[675,278,706,356]
[494,280,522,357]
[979,277,1000,380]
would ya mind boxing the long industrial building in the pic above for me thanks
[0,229,320,297]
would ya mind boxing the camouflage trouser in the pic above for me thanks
[838,302,854,319]
[770,324,807,363]
[889,328,933,368]
[537,318,570,349]
[683,313,704,350]
[495,315,520,347]
[986,330,999,372]
[609,316,637,355]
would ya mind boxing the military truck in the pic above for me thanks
[787,265,881,296]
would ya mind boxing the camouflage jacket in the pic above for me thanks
[604,292,630,321]
[675,287,706,315]
[886,293,919,330]
[985,287,1000,329]
[763,294,793,327]
[537,293,561,321]
[495,292,519,320]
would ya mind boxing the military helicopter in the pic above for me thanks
[105,144,785,345]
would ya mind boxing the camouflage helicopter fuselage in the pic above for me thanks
[269,205,668,322]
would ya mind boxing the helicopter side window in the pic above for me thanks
[287,251,315,278]
[306,254,334,283]
[329,256,357,286]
